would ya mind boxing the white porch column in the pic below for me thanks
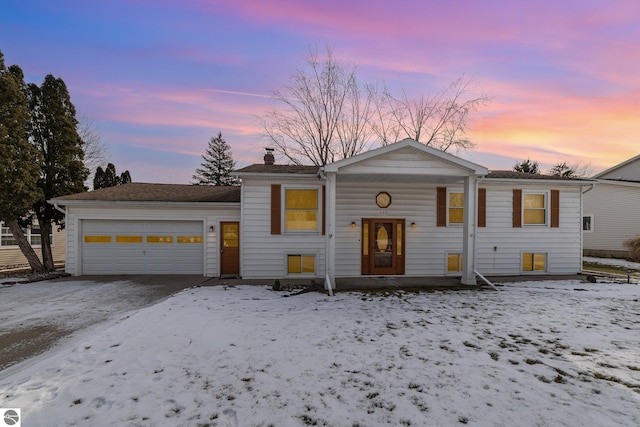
[324,172,337,291]
[461,176,477,285]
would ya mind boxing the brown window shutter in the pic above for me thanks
[512,189,522,228]
[437,187,447,227]
[551,189,560,228]
[322,186,326,235]
[271,184,281,235]
[478,188,486,227]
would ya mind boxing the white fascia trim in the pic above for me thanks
[482,178,597,187]
[49,200,240,209]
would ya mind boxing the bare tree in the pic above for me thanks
[548,161,593,178]
[513,159,540,174]
[78,114,109,184]
[261,46,491,165]
[383,74,491,152]
[260,45,376,166]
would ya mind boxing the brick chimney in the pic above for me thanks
[264,147,275,165]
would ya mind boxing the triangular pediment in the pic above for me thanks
[322,139,488,177]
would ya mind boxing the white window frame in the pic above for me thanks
[445,252,464,276]
[282,186,322,234]
[447,190,464,226]
[522,191,549,226]
[582,214,594,233]
[521,251,548,273]
[0,221,53,249]
[284,252,317,276]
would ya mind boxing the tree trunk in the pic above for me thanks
[37,216,55,271]
[5,219,46,273]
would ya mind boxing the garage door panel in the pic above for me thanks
[82,220,204,275]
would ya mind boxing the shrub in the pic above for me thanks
[623,235,640,262]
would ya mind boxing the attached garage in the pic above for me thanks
[81,220,204,274]
[50,183,242,277]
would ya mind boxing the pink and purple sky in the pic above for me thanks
[2,0,639,183]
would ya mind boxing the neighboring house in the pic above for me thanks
[583,154,640,258]
[0,221,65,271]
[51,139,593,289]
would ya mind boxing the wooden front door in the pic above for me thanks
[220,222,240,276]
[361,219,405,275]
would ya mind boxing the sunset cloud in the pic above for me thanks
[1,0,638,183]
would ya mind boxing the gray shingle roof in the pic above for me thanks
[52,183,241,203]
[486,170,589,180]
[234,164,320,174]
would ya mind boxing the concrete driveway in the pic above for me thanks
[0,275,210,376]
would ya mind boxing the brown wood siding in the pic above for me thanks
[436,187,447,227]
[478,188,486,227]
[512,189,522,228]
[270,184,281,235]
[551,189,560,228]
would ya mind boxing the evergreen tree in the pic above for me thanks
[0,51,46,272]
[28,74,89,270]
[192,132,239,186]
[513,159,540,174]
[93,163,132,190]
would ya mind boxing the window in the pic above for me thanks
[0,222,52,248]
[285,189,319,232]
[448,192,464,224]
[582,215,593,232]
[447,253,463,273]
[287,254,315,274]
[523,193,546,225]
[522,253,546,272]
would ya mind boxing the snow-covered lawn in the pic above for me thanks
[2,280,640,426]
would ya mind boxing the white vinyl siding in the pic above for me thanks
[335,145,475,177]
[583,181,640,255]
[334,182,465,277]
[333,182,583,277]
[475,184,583,275]
[241,178,325,280]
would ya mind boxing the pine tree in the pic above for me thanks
[28,74,89,270]
[93,163,132,190]
[192,132,239,186]
[0,51,46,272]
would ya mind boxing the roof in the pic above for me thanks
[486,170,591,180]
[594,153,640,179]
[51,183,241,203]
[234,164,320,175]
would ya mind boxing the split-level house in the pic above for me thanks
[51,139,593,289]
[583,154,640,258]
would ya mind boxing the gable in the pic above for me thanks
[334,145,478,177]
[595,154,640,181]
[323,139,488,180]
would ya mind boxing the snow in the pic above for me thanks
[584,257,640,272]
[2,279,640,426]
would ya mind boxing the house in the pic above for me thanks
[583,154,640,258]
[0,221,65,272]
[51,139,594,289]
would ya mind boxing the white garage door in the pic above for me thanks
[81,220,204,274]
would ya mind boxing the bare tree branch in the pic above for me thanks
[77,114,109,183]
[261,48,492,165]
